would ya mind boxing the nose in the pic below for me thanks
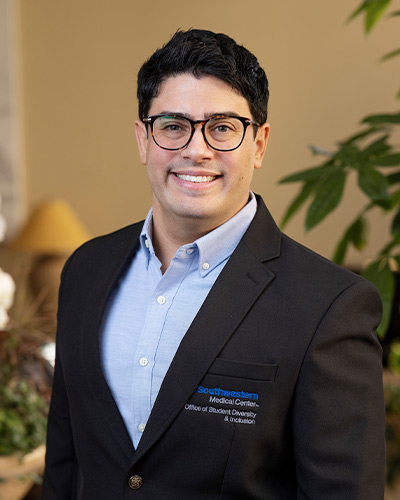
[181,123,213,161]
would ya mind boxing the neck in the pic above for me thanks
[151,211,216,274]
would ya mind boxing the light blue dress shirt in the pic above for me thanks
[100,193,257,449]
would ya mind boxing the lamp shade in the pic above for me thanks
[11,199,91,254]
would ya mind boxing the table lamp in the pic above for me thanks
[11,199,91,312]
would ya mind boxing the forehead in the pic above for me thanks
[149,73,252,118]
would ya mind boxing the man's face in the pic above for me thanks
[135,73,269,234]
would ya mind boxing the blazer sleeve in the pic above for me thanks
[292,279,386,500]
[42,261,78,500]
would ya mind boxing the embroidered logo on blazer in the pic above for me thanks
[183,385,260,425]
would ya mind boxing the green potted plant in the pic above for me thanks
[278,0,400,492]
[280,0,399,338]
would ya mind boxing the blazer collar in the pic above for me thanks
[241,193,281,263]
[81,195,282,465]
[132,194,282,463]
[81,223,142,463]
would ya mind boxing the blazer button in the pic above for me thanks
[128,475,143,489]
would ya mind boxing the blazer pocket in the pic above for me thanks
[208,358,278,382]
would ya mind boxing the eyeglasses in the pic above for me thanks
[143,114,260,152]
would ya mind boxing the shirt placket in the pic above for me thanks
[131,247,195,447]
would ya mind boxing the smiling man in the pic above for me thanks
[42,30,385,500]
[135,73,269,272]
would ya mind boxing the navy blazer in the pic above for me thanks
[42,195,385,499]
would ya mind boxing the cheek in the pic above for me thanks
[145,147,163,171]
[233,158,255,184]
[146,150,175,181]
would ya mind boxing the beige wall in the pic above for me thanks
[16,0,400,267]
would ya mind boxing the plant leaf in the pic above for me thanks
[391,207,400,235]
[336,143,361,165]
[372,153,400,166]
[380,47,400,62]
[332,234,350,266]
[332,216,367,264]
[387,172,400,184]
[382,189,400,211]
[362,259,395,337]
[358,165,390,201]
[305,172,346,230]
[360,134,390,158]
[280,181,316,230]
[347,0,369,24]
[362,112,400,125]
[279,164,338,184]
[341,126,383,145]
[351,216,368,250]
[365,0,392,32]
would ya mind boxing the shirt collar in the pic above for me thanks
[140,192,257,276]
[140,210,156,267]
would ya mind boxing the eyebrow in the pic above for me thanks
[157,111,243,119]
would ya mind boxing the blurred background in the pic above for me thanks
[1,1,400,497]
[1,0,399,267]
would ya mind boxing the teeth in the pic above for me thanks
[176,174,217,183]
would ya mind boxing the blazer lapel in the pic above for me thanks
[133,196,281,463]
[80,224,142,463]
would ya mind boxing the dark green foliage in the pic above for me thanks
[279,0,400,339]
[0,382,47,456]
[0,288,55,457]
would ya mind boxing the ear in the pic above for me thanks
[135,120,149,165]
[254,123,270,170]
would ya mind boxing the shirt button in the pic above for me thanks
[128,475,143,489]
[202,262,210,270]
[139,357,148,366]
[186,248,194,254]
[157,295,166,304]
[138,423,146,433]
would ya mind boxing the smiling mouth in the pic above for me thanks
[175,174,218,183]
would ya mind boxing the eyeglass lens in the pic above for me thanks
[152,116,246,151]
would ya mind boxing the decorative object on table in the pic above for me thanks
[0,197,56,500]
[0,446,46,500]
[11,199,91,312]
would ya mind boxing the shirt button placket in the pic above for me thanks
[139,357,148,367]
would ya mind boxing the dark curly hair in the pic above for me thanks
[137,29,269,125]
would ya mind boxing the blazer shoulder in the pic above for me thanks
[280,231,377,295]
[61,221,143,282]
[249,195,372,292]
[72,220,142,257]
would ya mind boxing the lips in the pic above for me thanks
[175,174,217,183]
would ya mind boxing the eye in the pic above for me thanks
[215,124,231,133]
[156,117,190,134]
[209,120,234,132]
[166,123,181,131]
[207,117,241,135]
[160,121,182,131]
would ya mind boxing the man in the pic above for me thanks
[42,29,385,499]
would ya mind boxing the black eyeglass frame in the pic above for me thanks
[142,114,261,152]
